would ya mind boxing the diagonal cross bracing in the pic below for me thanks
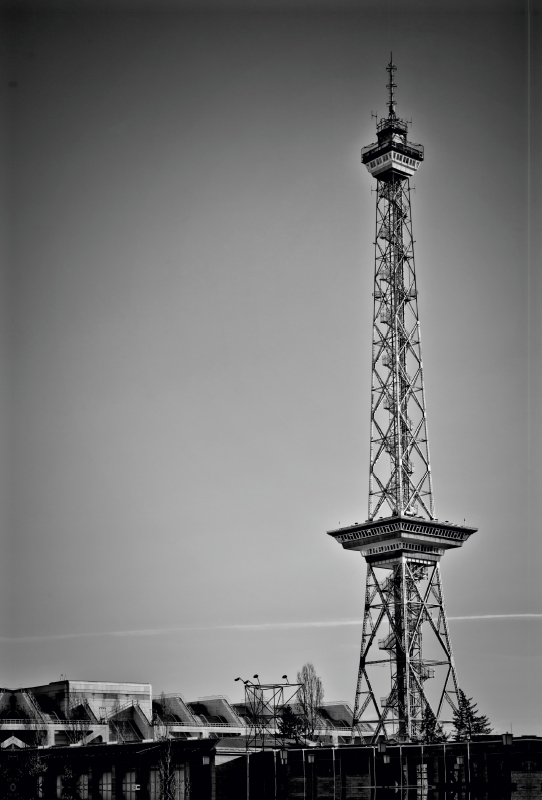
[351,560,459,738]
[368,176,433,520]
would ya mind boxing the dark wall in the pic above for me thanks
[1,736,541,799]
[0,738,215,800]
[215,738,542,800]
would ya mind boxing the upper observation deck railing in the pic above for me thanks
[362,140,424,162]
[377,117,408,134]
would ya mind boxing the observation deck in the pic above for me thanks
[362,114,424,180]
[327,515,476,568]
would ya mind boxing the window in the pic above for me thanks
[149,768,185,799]
[122,769,138,800]
[99,771,113,800]
[416,763,428,799]
[149,769,160,800]
[78,774,90,800]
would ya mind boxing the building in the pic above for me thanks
[1,731,540,799]
[0,680,365,749]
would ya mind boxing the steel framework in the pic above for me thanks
[235,677,301,751]
[328,58,476,743]
[369,176,433,520]
[355,559,459,741]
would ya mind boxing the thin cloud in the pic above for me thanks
[448,614,542,621]
[227,620,361,631]
[3,613,541,643]
[1,620,361,643]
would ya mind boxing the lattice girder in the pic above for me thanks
[351,559,459,741]
[369,176,434,520]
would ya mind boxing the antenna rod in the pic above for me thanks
[386,53,397,119]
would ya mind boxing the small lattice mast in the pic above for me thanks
[327,58,476,742]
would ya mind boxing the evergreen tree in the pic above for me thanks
[452,689,492,740]
[418,703,447,743]
[278,704,303,742]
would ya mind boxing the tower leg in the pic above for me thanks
[351,558,459,742]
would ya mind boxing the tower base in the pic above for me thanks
[351,555,461,743]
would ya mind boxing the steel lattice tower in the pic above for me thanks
[328,59,476,743]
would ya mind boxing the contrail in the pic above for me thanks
[3,613,540,643]
[447,613,542,621]
[1,620,360,643]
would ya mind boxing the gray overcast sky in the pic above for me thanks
[1,4,540,735]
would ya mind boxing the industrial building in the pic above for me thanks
[0,679,360,749]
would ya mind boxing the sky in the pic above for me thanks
[1,3,540,735]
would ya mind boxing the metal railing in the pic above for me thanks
[362,140,424,162]
[416,664,435,680]
[154,719,243,728]
[103,699,151,724]
[378,633,396,650]
[152,716,357,732]
[159,694,201,725]
[0,718,106,727]
[377,117,408,134]
[22,691,47,723]
[0,717,357,737]
[380,696,396,708]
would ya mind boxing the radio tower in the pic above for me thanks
[327,58,476,742]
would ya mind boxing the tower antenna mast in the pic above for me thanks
[327,61,476,742]
[386,53,397,119]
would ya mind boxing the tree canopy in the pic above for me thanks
[418,704,447,743]
[278,704,304,742]
[452,689,492,740]
[296,662,324,740]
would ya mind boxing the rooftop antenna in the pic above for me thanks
[386,53,397,119]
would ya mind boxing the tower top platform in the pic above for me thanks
[361,57,424,181]
[327,515,476,567]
